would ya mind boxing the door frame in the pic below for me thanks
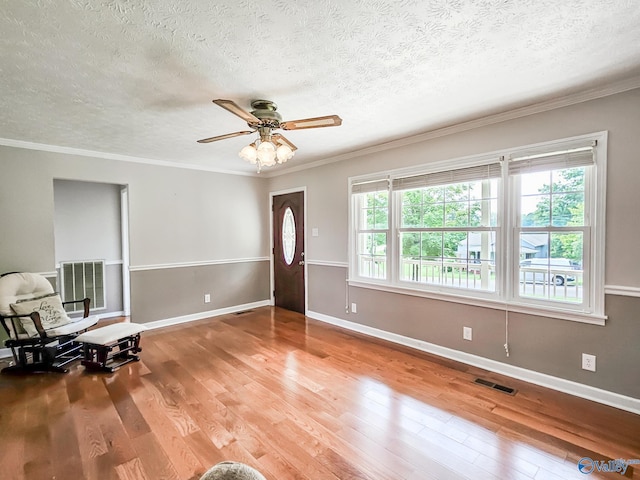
[120,185,131,316]
[269,186,307,313]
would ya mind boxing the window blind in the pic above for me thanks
[351,178,390,194]
[392,161,502,191]
[508,144,595,175]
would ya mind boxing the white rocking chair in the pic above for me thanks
[0,272,98,373]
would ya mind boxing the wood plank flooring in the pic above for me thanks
[0,306,638,480]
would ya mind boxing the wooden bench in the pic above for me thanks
[75,323,146,372]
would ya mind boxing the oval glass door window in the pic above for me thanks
[282,207,296,265]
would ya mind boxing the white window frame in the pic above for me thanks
[505,134,606,321]
[392,163,502,300]
[349,131,607,324]
[351,178,391,283]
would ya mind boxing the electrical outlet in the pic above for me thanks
[351,302,357,314]
[463,326,473,341]
[582,353,596,372]
[204,294,211,303]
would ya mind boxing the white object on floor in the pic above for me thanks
[76,322,146,345]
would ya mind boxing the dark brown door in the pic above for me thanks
[273,191,305,313]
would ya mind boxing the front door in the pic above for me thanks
[273,191,305,313]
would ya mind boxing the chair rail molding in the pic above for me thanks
[306,260,349,268]
[129,257,270,272]
[604,285,640,297]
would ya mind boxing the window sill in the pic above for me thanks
[347,278,606,326]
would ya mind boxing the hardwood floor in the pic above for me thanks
[0,306,638,480]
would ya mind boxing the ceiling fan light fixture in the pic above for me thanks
[239,143,258,163]
[256,140,277,167]
[276,144,294,164]
[199,98,341,172]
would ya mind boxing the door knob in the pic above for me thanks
[298,260,305,266]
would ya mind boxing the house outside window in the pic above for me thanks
[350,132,607,324]
[394,164,500,293]
[510,144,596,311]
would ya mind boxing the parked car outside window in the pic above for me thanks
[519,258,578,286]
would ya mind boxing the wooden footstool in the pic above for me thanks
[75,323,146,372]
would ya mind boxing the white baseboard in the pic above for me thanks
[0,302,270,359]
[143,300,271,330]
[95,310,126,321]
[306,310,640,416]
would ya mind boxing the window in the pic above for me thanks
[282,207,296,265]
[350,133,606,323]
[510,144,596,311]
[394,163,501,292]
[352,179,390,280]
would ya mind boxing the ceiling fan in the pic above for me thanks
[197,99,342,171]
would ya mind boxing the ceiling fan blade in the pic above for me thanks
[197,130,255,143]
[281,114,342,130]
[212,99,261,124]
[272,133,298,151]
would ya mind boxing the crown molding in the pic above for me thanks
[267,75,640,177]
[0,138,260,177]
[2,76,639,178]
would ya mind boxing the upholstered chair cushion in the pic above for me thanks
[11,293,72,337]
[0,272,54,316]
[200,461,267,480]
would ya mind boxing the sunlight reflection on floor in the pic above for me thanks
[352,377,599,480]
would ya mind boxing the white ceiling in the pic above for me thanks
[2,1,640,176]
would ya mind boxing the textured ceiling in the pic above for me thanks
[1,0,640,175]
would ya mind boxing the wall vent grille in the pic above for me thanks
[60,260,106,313]
[474,377,517,395]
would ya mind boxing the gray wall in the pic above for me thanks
[53,179,122,262]
[0,147,271,341]
[54,179,124,315]
[130,261,270,324]
[308,264,640,397]
[270,88,640,399]
[2,88,638,401]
